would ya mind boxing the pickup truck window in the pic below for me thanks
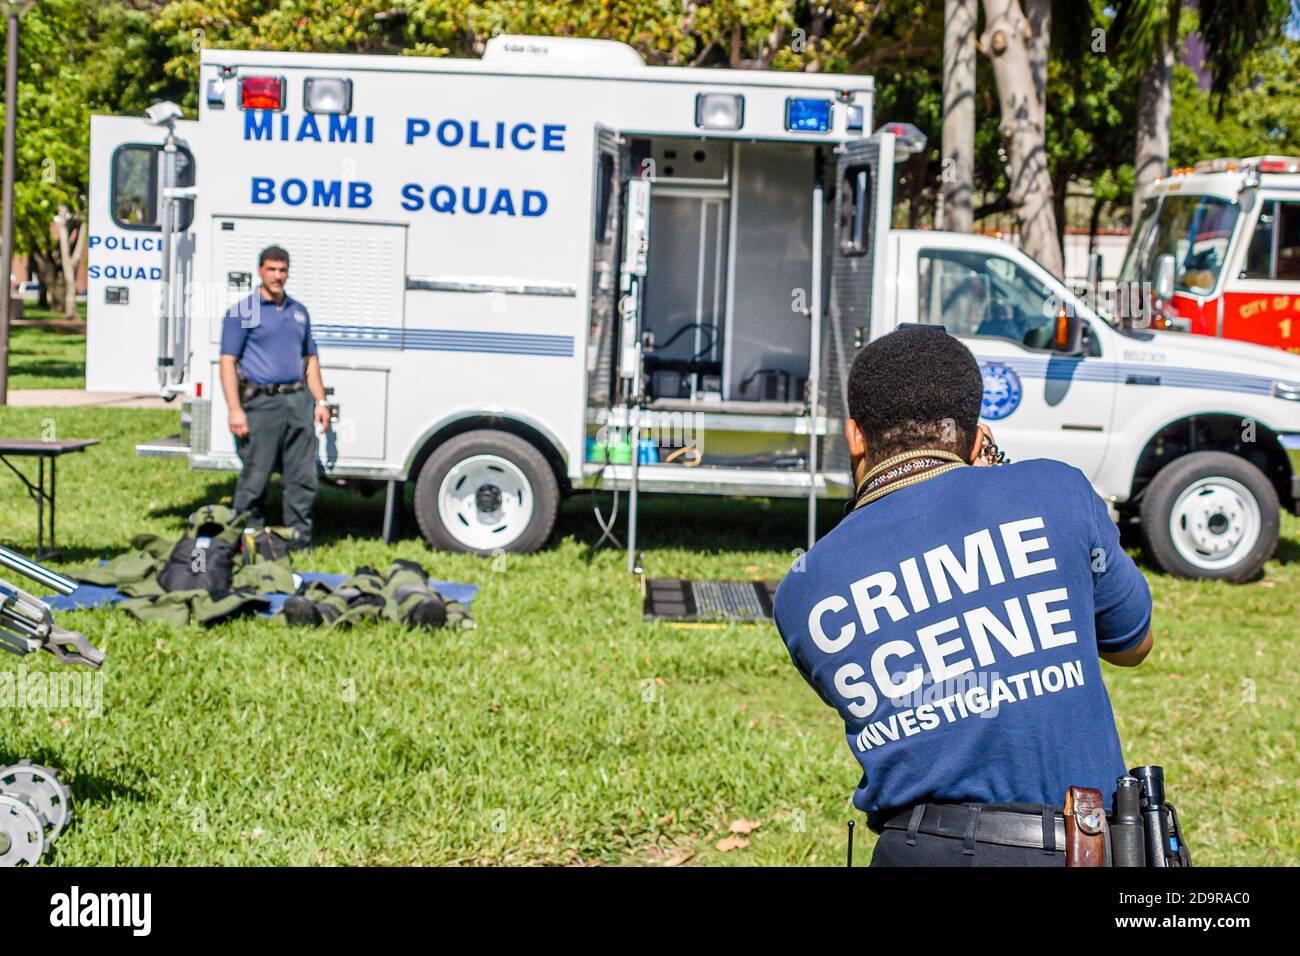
[917,249,1061,350]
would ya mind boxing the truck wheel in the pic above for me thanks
[1139,451,1279,583]
[414,430,559,555]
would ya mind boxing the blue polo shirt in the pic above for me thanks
[219,292,318,385]
[773,459,1151,817]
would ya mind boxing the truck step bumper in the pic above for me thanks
[134,434,189,459]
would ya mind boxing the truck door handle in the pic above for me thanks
[1125,373,1161,386]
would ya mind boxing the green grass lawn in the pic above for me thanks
[6,304,88,389]
[0,404,1296,865]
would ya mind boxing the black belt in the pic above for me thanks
[878,802,1067,853]
[246,380,305,397]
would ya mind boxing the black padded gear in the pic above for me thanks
[282,595,324,627]
[406,597,448,631]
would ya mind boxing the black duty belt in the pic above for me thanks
[246,380,306,397]
[878,802,1067,853]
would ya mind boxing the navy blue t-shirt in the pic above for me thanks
[774,459,1151,815]
[219,292,318,385]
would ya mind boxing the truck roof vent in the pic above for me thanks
[482,35,645,69]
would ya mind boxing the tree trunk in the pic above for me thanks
[1052,167,1069,253]
[1088,196,1105,256]
[980,0,1064,277]
[1133,31,1173,224]
[54,206,87,320]
[1024,0,1050,107]
[29,248,63,313]
[941,0,977,233]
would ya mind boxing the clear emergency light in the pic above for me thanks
[846,104,865,132]
[875,122,928,157]
[239,76,285,110]
[785,98,832,133]
[695,93,744,130]
[304,77,353,114]
[1182,155,1300,189]
[1192,157,1242,173]
[205,77,226,109]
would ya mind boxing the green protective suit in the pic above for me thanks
[118,589,271,627]
[64,505,292,627]
[281,560,473,631]
[65,533,173,586]
[62,509,472,631]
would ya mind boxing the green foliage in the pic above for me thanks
[1171,39,1300,165]
[1111,0,1181,76]
[1,0,93,255]
[2,0,1298,280]
[0,1,184,262]
[1197,0,1292,110]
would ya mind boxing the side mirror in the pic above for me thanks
[1053,307,1085,354]
[1153,254,1175,302]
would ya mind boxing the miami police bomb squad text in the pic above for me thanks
[804,517,1090,753]
[240,111,567,217]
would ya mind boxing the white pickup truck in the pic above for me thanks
[879,226,1300,583]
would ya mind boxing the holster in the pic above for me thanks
[1064,786,1108,867]
[237,371,258,406]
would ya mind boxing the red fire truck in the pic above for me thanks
[1119,155,1300,355]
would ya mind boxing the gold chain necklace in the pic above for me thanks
[847,449,967,513]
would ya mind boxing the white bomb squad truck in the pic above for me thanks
[86,35,1300,582]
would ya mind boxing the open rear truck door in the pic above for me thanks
[88,113,199,456]
[818,130,899,485]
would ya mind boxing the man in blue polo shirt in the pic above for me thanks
[220,245,331,549]
[774,326,1153,866]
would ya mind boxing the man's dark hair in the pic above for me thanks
[258,245,290,268]
[847,325,984,462]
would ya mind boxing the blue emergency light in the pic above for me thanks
[785,98,833,133]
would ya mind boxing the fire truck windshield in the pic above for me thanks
[1119,194,1239,295]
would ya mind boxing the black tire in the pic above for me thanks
[1139,451,1279,583]
[414,430,559,555]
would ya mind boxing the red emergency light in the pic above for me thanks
[1255,157,1300,174]
[239,76,285,111]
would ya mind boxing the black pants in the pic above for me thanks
[870,828,1066,867]
[233,389,318,546]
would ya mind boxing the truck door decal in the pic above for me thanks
[979,362,1023,420]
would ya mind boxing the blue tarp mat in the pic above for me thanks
[47,572,478,618]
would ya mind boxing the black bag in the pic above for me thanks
[156,505,247,593]
[157,535,239,592]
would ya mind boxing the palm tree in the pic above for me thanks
[1115,0,1292,222]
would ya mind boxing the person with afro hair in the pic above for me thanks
[774,325,1154,867]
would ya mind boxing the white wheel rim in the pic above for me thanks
[1168,476,1261,571]
[437,454,534,551]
